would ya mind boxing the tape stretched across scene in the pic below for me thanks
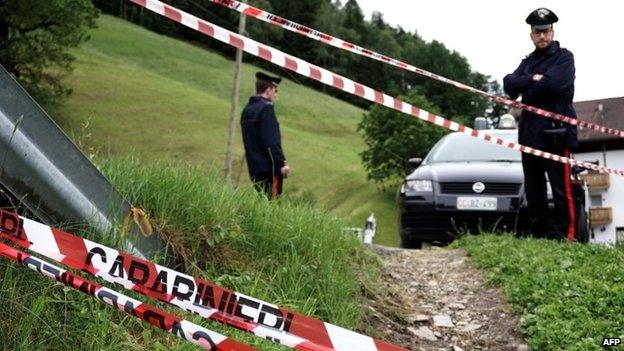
[129,0,624,175]
[0,209,408,351]
[0,241,255,351]
[204,0,624,138]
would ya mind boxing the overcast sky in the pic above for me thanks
[356,0,624,102]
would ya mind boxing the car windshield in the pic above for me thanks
[427,132,521,163]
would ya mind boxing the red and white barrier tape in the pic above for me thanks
[0,209,407,351]
[0,241,254,351]
[130,0,623,175]
[206,0,624,138]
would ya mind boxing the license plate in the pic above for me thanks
[457,197,497,211]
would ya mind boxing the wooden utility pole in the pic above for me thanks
[224,2,247,183]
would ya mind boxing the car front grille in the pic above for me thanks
[439,182,521,195]
[400,212,527,236]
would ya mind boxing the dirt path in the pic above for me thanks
[365,246,529,351]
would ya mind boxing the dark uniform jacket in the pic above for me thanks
[503,41,578,149]
[240,96,286,176]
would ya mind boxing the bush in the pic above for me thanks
[358,89,449,184]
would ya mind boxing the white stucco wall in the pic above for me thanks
[575,150,624,245]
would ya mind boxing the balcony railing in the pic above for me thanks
[590,207,613,226]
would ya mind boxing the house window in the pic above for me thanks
[590,195,603,207]
[617,227,624,245]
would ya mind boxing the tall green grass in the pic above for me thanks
[1,158,380,350]
[455,234,624,351]
[0,259,190,351]
[100,157,378,325]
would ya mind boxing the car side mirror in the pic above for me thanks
[407,157,423,168]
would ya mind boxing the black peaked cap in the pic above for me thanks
[256,72,282,86]
[526,8,559,29]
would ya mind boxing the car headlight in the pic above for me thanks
[403,180,433,193]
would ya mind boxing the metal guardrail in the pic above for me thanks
[0,65,162,258]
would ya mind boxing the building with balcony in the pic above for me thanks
[574,97,624,244]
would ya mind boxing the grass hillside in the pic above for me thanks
[50,15,399,246]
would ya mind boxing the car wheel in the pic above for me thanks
[400,237,423,249]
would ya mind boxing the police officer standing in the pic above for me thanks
[503,8,578,241]
[241,72,290,200]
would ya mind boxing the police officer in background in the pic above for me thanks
[241,72,290,200]
[503,8,578,241]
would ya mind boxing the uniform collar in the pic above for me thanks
[249,95,273,104]
[531,41,560,57]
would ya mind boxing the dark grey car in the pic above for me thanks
[397,130,532,248]
[397,129,591,249]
